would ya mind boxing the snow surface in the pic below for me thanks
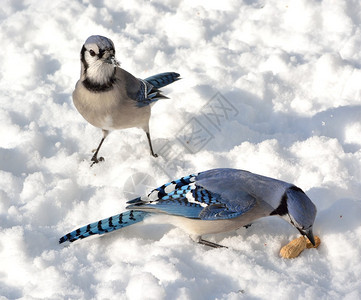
[1,0,361,299]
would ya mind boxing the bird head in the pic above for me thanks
[271,186,317,245]
[80,35,120,86]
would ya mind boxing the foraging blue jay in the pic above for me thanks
[59,168,317,247]
[73,35,180,165]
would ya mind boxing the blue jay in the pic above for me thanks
[73,35,180,165]
[59,168,317,248]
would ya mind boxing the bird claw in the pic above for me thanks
[198,238,227,249]
[90,156,105,167]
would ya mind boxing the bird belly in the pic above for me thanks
[138,201,270,241]
[73,83,151,131]
[168,216,253,236]
[143,208,266,238]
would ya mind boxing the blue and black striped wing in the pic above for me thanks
[126,174,202,218]
[126,171,256,220]
[195,169,257,220]
[59,210,148,244]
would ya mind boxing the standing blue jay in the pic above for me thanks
[59,168,317,248]
[73,35,180,165]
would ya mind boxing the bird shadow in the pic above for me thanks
[154,84,361,159]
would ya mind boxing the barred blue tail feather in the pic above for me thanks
[59,210,149,244]
[144,72,180,89]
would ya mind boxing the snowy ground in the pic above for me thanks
[1,0,361,299]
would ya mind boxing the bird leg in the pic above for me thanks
[146,131,158,157]
[198,237,228,249]
[90,130,108,166]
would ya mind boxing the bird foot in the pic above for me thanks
[90,156,104,167]
[198,238,227,249]
[152,153,158,158]
[243,223,252,229]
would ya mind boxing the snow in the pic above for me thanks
[1,0,361,298]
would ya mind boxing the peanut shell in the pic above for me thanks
[280,236,307,259]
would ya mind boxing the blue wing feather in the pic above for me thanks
[136,200,204,219]
[126,170,256,221]
[195,169,257,220]
[145,173,197,200]
[134,72,180,108]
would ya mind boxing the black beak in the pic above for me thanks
[304,228,315,246]
[297,227,315,246]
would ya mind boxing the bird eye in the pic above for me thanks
[89,50,96,57]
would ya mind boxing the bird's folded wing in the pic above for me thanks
[126,171,256,220]
[133,79,168,107]
[119,70,179,107]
